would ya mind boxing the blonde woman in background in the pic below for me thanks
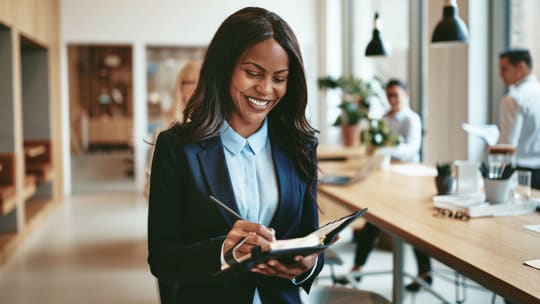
[145,59,202,304]
[165,59,203,123]
[145,59,202,198]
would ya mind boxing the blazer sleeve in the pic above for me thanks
[147,132,224,285]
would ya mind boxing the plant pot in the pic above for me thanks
[341,125,361,147]
[435,175,454,195]
[365,145,376,156]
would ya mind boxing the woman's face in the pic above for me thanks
[228,38,289,137]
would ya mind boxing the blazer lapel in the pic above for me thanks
[268,131,296,234]
[196,137,239,227]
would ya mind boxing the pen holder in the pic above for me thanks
[484,178,511,204]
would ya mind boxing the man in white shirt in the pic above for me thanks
[352,79,431,292]
[383,79,422,163]
[498,48,540,189]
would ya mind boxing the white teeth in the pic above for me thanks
[247,97,271,106]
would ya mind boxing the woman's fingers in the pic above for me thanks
[223,221,275,254]
[250,253,320,280]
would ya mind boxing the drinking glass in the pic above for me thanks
[511,170,531,202]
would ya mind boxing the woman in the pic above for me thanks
[144,60,202,201]
[166,59,202,123]
[148,7,322,303]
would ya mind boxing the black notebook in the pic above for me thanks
[212,208,368,279]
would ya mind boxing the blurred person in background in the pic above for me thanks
[351,79,430,292]
[165,59,203,123]
[146,59,202,303]
[498,48,540,189]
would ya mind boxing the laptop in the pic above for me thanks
[319,153,388,185]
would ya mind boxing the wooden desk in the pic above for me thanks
[317,145,365,161]
[318,161,540,304]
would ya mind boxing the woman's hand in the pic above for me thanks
[251,252,319,280]
[223,221,276,259]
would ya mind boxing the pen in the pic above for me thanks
[209,195,244,221]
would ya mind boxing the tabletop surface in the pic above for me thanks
[318,160,540,303]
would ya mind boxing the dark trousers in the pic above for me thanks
[354,222,431,274]
[517,167,540,190]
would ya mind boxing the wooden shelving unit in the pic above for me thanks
[0,0,62,266]
[68,45,134,151]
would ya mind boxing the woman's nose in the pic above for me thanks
[256,78,273,95]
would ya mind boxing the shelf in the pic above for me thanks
[0,0,61,268]
[0,198,59,265]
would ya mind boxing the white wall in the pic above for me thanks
[61,0,319,195]
[424,0,489,165]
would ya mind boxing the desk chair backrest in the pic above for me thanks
[305,285,391,304]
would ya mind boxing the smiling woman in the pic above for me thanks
[147,6,322,304]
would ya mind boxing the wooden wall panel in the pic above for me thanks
[0,0,15,27]
[0,0,61,259]
[0,0,59,47]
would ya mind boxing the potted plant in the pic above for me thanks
[435,162,454,195]
[361,118,400,155]
[318,76,379,146]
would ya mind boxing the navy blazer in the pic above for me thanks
[147,124,323,303]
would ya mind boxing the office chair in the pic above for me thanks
[325,226,457,304]
[305,285,391,304]
[323,248,345,285]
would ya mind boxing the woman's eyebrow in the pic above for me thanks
[242,61,289,74]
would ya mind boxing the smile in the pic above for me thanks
[246,96,273,109]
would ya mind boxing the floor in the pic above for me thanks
[71,151,135,193]
[0,152,510,303]
[0,192,157,304]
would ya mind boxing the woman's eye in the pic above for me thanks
[273,77,287,83]
[245,70,261,77]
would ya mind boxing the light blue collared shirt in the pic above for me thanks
[220,119,278,225]
[220,119,317,303]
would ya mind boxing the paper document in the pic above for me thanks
[432,194,537,217]
[524,224,540,234]
[462,123,500,146]
[390,164,437,177]
[524,259,540,270]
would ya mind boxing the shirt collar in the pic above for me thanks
[220,119,268,155]
[514,74,537,88]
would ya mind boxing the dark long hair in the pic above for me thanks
[174,7,318,185]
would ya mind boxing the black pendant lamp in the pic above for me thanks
[365,12,390,56]
[431,0,469,43]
